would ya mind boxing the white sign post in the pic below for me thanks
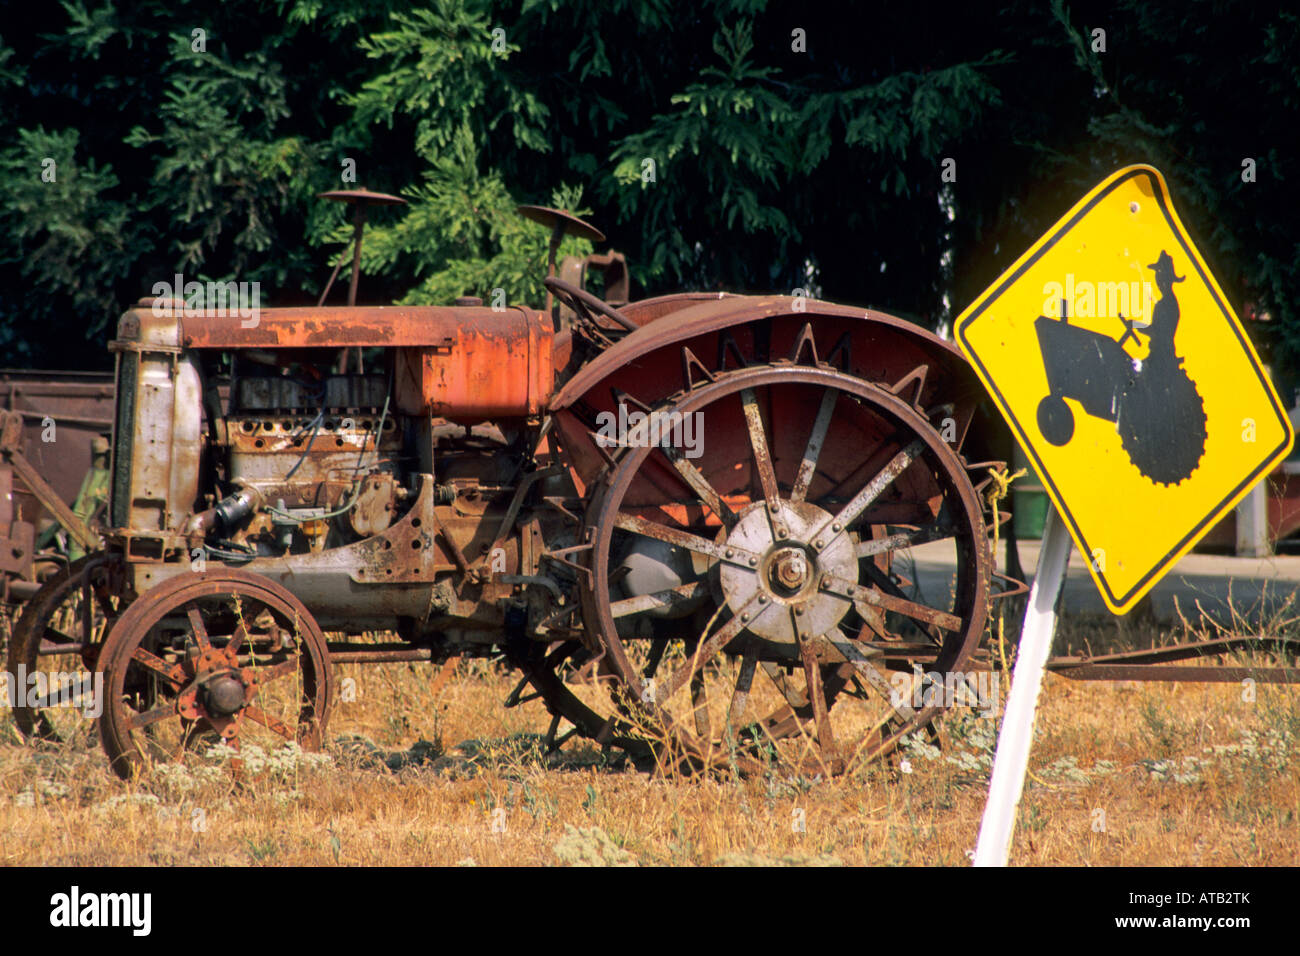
[973,503,1072,867]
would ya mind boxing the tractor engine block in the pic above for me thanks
[221,373,405,555]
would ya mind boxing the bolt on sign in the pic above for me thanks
[954,165,1294,614]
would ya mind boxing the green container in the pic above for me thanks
[1010,442,1048,539]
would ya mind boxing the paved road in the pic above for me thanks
[910,538,1300,627]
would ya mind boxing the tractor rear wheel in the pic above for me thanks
[577,364,991,776]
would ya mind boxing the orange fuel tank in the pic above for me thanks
[393,306,554,423]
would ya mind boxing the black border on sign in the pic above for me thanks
[955,167,1292,610]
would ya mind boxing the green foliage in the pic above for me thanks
[125,40,322,279]
[356,128,593,306]
[608,22,801,280]
[607,19,1005,288]
[348,3,548,161]
[0,128,142,352]
[0,0,1296,386]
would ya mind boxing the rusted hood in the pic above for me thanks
[120,305,546,350]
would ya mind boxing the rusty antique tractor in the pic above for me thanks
[8,203,1015,778]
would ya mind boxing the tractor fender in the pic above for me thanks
[549,295,990,494]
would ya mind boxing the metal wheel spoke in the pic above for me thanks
[97,571,332,781]
[585,368,989,777]
[689,652,710,739]
[656,593,760,705]
[815,634,917,721]
[860,560,913,600]
[791,389,838,503]
[755,661,850,742]
[609,581,709,618]
[821,571,962,633]
[244,703,294,741]
[761,661,809,709]
[859,589,961,634]
[39,626,80,648]
[129,647,187,689]
[126,699,181,732]
[246,657,300,685]
[740,388,780,504]
[726,654,758,732]
[856,523,957,558]
[815,439,925,548]
[798,627,837,759]
[661,448,738,529]
[756,707,803,741]
[185,604,211,651]
[860,561,950,642]
[855,603,892,642]
[614,512,757,565]
[227,623,249,655]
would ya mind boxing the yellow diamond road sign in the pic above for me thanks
[955,165,1294,614]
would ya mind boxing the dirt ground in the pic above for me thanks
[1,607,1296,867]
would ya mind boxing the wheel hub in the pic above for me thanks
[769,546,811,594]
[719,500,857,643]
[201,673,247,716]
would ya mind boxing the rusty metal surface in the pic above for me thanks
[560,251,630,306]
[551,296,975,411]
[0,371,114,572]
[226,415,398,510]
[1049,635,1298,668]
[0,409,99,553]
[328,646,435,664]
[617,291,741,328]
[0,463,35,585]
[1051,664,1300,682]
[125,304,548,350]
[318,189,407,206]
[393,311,554,421]
[1046,634,1300,683]
[516,205,605,243]
[108,316,203,536]
[349,474,397,538]
[549,298,984,495]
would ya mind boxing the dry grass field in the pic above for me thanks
[1,602,1296,867]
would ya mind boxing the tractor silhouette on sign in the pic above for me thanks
[1034,251,1206,486]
